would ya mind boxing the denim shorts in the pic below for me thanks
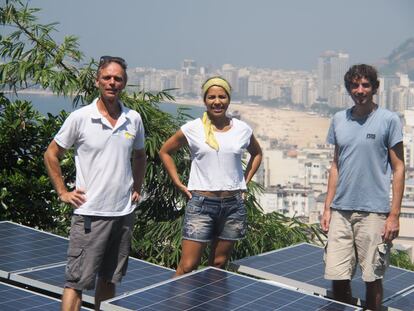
[182,192,247,242]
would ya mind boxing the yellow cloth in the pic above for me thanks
[202,112,219,151]
[201,77,231,98]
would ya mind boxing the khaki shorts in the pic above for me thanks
[324,209,391,283]
[65,212,134,290]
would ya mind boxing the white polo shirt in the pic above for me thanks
[54,98,145,216]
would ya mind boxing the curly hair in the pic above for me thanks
[344,64,379,94]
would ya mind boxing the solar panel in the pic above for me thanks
[11,257,175,304]
[383,286,414,310]
[230,243,414,309]
[0,281,90,310]
[101,267,362,311]
[0,221,68,279]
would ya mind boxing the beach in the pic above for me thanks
[172,98,331,148]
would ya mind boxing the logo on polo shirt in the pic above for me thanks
[124,132,134,139]
[366,133,376,139]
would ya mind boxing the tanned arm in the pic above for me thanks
[44,140,86,208]
[321,145,339,233]
[159,130,191,198]
[131,148,147,202]
[244,134,263,184]
[383,142,405,242]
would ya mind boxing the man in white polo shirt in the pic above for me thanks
[44,56,146,311]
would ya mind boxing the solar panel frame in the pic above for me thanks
[230,243,330,296]
[0,221,68,279]
[230,242,414,310]
[0,281,92,310]
[383,286,414,311]
[101,267,362,311]
[10,256,175,304]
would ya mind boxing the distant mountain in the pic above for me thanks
[378,38,414,80]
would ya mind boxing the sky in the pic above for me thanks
[30,0,414,71]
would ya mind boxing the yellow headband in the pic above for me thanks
[201,77,231,98]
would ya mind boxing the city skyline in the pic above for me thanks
[31,0,414,70]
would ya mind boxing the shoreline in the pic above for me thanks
[3,89,56,96]
[167,98,330,148]
[6,91,330,147]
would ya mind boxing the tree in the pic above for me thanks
[0,96,73,233]
[1,0,328,271]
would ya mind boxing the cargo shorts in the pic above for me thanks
[64,212,134,290]
[324,209,391,283]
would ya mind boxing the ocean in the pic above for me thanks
[4,93,205,119]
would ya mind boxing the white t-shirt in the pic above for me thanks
[54,98,145,216]
[181,118,253,191]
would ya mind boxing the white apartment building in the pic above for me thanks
[291,79,308,106]
[258,137,333,189]
[394,200,414,260]
[222,64,239,93]
[127,58,412,113]
[404,114,414,170]
[248,75,263,98]
[261,148,299,187]
[258,185,317,223]
[328,84,353,109]
[297,146,333,193]
[317,50,349,100]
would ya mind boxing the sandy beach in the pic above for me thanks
[171,98,331,148]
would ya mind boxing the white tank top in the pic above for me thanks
[181,118,253,191]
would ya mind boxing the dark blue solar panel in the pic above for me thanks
[231,243,414,306]
[0,282,62,310]
[102,268,361,311]
[0,282,92,310]
[384,287,414,310]
[0,221,68,278]
[11,257,175,304]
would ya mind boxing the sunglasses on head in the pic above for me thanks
[99,55,127,68]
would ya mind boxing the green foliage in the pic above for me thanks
[234,189,324,261]
[122,90,191,221]
[0,0,324,271]
[391,250,414,271]
[0,95,73,234]
[0,0,97,101]
[131,181,324,269]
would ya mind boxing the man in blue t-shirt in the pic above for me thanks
[321,64,405,310]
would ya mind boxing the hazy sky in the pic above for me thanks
[31,0,414,71]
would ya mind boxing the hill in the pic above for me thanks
[379,38,414,80]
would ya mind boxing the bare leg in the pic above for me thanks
[208,239,236,269]
[95,278,115,311]
[365,280,383,311]
[332,280,352,305]
[175,239,207,276]
[61,287,82,311]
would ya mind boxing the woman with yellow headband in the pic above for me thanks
[159,76,262,276]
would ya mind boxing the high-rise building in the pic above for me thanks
[182,59,197,76]
[237,76,249,99]
[222,64,239,93]
[317,51,349,101]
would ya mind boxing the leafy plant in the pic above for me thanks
[0,95,73,234]
[391,250,414,271]
[1,0,328,271]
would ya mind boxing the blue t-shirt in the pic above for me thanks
[327,107,403,213]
